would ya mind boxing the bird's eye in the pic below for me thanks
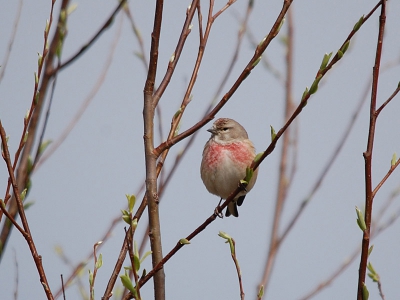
[222,127,229,131]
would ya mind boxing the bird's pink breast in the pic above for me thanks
[204,141,254,169]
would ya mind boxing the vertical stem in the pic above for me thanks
[259,6,294,295]
[357,1,386,299]
[143,1,165,299]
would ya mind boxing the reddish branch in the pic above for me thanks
[0,122,53,299]
[357,1,387,299]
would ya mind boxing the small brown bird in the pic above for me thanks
[200,118,258,217]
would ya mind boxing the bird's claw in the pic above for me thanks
[238,181,248,192]
[214,206,224,218]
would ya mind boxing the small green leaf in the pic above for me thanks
[276,17,285,35]
[95,253,103,269]
[133,254,140,272]
[245,167,254,182]
[126,194,136,212]
[391,153,397,167]
[240,179,248,186]
[252,56,262,67]
[228,238,235,255]
[131,218,138,230]
[26,156,33,175]
[23,201,35,210]
[88,270,93,286]
[20,188,27,201]
[141,268,147,278]
[120,272,137,296]
[362,283,369,300]
[45,19,50,33]
[37,53,42,68]
[309,75,322,95]
[179,238,191,245]
[254,152,264,163]
[60,9,67,23]
[39,140,52,155]
[367,262,376,274]
[174,108,182,119]
[258,36,267,47]
[341,40,350,54]
[368,245,374,256]
[35,91,40,104]
[34,72,38,85]
[67,3,78,15]
[353,15,364,32]
[23,131,29,143]
[218,231,231,240]
[355,206,367,231]
[319,52,332,71]
[140,250,152,264]
[258,285,264,298]
[25,110,30,122]
[337,50,344,59]
[122,215,131,225]
[270,125,276,141]
[301,87,309,102]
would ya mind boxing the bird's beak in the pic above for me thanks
[207,127,217,135]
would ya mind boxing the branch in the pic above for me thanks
[51,0,127,75]
[143,0,165,299]
[357,1,386,299]
[0,121,54,299]
[154,0,294,158]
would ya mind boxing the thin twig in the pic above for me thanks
[0,0,68,263]
[0,121,54,299]
[36,12,123,170]
[51,0,127,75]
[0,0,23,84]
[259,5,295,293]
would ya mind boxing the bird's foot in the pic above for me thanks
[214,206,224,218]
[238,181,248,192]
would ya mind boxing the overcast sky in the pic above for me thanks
[1,0,400,299]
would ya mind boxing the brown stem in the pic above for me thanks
[230,239,245,300]
[143,1,165,299]
[0,122,53,299]
[357,1,386,299]
[259,5,294,293]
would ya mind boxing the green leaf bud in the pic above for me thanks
[95,253,103,269]
[391,153,397,167]
[254,152,264,163]
[218,231,231,240]
[341,40,350,54]
[368,245,374,256]
[353,15,364,32]
[270,125,276,141]
[319,52,332,71]
[252,56,262,67]
[355,206,367,231]
[134,254,140,271]
[179,238,191,245]
[362,283,369,300]
[20,188,27,201]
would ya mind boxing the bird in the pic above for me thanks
[200,118,258,217]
